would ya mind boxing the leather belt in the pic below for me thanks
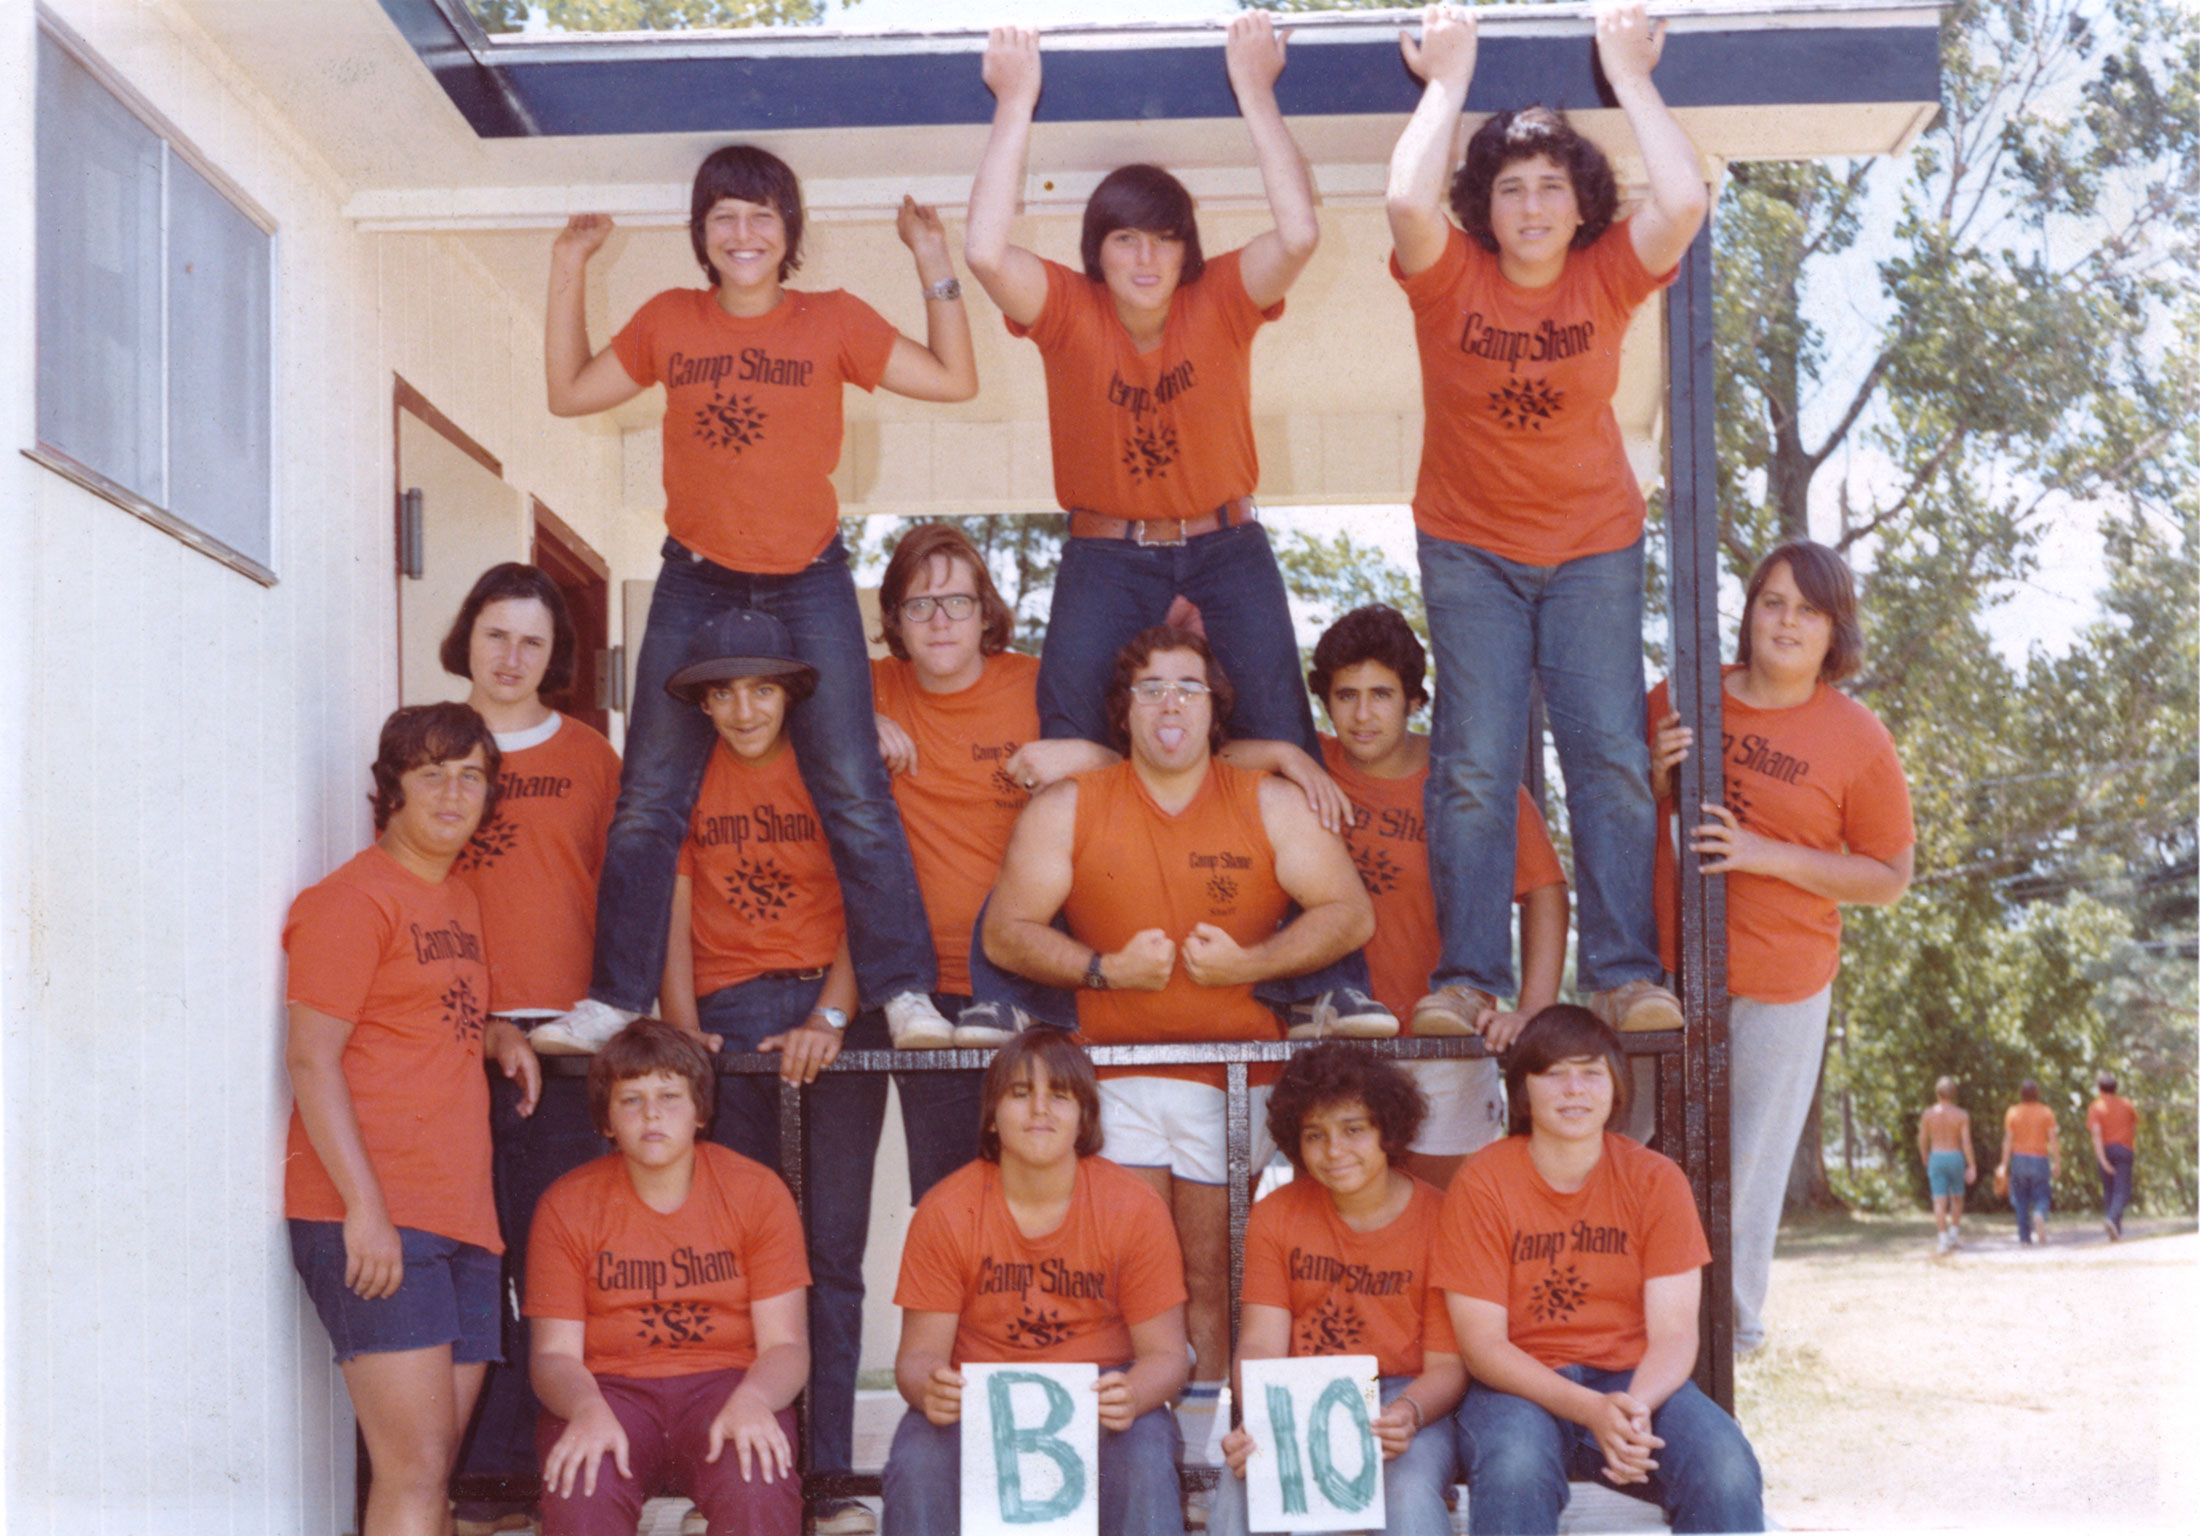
[757,967,829,983]
[1067,497,1257,547]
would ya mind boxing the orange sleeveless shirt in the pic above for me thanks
[1064,760,1289,1085]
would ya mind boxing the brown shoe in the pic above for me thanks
[1590,980,1684,1033]
[1411,985,1496,1037]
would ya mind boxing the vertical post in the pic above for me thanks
[1225,1058,1252,1374]
[1663,216,1735,1411]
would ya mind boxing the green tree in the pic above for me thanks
[471,0,851,32]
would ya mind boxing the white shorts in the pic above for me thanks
[1097,1076,1275,1186]
[1408,1057,1507,1157]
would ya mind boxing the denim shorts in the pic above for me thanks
[289,1219,503,1366]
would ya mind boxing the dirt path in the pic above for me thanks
[1736,1212,2200,1531]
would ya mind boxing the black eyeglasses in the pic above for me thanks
[898,594,980,623]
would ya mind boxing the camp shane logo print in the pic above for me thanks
[1488,375,1565,431]
[696,389,769,452]
[455,817,517,874]
[1006,1302,1075,1352]
[1121,419,1180,482]
[1190,849,1251,915]
[439,976,485,1048]
[1352,843,1401,898]
[1207,872,1240,907]
[637,1299,718,1349]
[1293,1289,1366,1355]
[1513,1221,1633,1323]
[1527,1262,1590,1323]
[720,858,797,922]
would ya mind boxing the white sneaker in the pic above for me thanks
[528,998,637,1055]
[884,991,954,1050]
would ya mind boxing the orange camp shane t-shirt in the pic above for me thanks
[452,715,620,1014]
[1008,249,1280,521]
[1320,735,1565,1027]
[612,287,898,575]
[1648,669,1914,1003]
[895,1156,1187,1368]
[1064,760,1291,1086]
[282,845,501,1253]
[525,1142,811,1379]
[1241,1173,1459,1380]
[2004,1103,2056,1159]
[1433,1133,1709,1373]
[2087,1094,2138,1150]
[872,651,1040,995]
[1394,222,1674,565]
[678,742,844,996]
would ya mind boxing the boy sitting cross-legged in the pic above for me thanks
[525,1018,812,1536]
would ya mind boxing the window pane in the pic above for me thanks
[36,31,164,504]
[169,157,273,568]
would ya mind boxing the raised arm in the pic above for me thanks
[1181,777,1373,988]
[1225,12,1320,308]
[544,215,647,418]
[1387,6,1478,277]
[1593,0,1710,275]
[964,27,1053,327]
[878,197,979,403]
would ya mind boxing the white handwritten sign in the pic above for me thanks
[1240,1355,1384,1534]
[960,1361,1100,1535]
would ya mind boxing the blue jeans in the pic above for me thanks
[2008,1154,2052,1243]
[2101,1142,2134,1231]
[882,1399,1183,1535]
[1210,1375,1456,1536]
[457,1068,610,1496]
[697,981,980,1479]
[1417,534,1659,996]
[1037,520,1316,752]
[1452,1371,1762,1535]
[589,537,934,1012]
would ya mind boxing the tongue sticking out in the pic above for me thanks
[1156,726,1188,752]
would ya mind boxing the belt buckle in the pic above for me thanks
[1132,518,1187,548]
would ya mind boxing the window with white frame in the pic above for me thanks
[34,22,276,584]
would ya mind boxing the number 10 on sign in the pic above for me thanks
[1239,1355,1384,1533]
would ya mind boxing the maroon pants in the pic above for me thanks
[535,1369,801,1536]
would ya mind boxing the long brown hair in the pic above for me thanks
[1736,540,1864,683]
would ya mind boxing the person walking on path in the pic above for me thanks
[1996,1080,2060,1247]
[1919,1078,1976,1254]
[2087,1073,2139,1240]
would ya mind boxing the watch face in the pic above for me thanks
[816,1007,848,1030]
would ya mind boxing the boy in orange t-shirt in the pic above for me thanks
[537,142,978,1068]
[1385,5,1708,1045]
[526,1020,810,1536]
[885,1031,1190,1535]
[1435,1006,1762,1535]
[2088,1074,2140,1238]
[438,563,623,1528]
[1997,1080,2060,1246]
[1213,1045,1465,1536]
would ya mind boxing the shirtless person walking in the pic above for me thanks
[1919,1078,1976,1254]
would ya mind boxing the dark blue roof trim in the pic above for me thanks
[379,0,1939,140]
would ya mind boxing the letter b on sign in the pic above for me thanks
[1241,1355,1384,1533]
[961,1362,1099,1534]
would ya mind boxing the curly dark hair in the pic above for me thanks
[1450,106,1619,256]
[690,144,805,285]
[1503,1005,1630,1137]
[1104,625,1235,756]
[876,523,1017,661]
[1266,1042,1427,1177]
[1735,540,1865,684]
[439,563,578,696]
[1081,165,1206,286]
[1308,604,1429,711]
[589,1017,716,1136]
[368,702,501,835]
[979,1030,1105,1163]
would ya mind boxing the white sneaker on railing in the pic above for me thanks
[528,998,637,1055]
[884,991,954,1049]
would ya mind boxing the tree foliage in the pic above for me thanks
[470,0,849,33]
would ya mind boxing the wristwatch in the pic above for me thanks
[925,276,963,302]
[1083,952,1109,991]
[810,1006,849,1031]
